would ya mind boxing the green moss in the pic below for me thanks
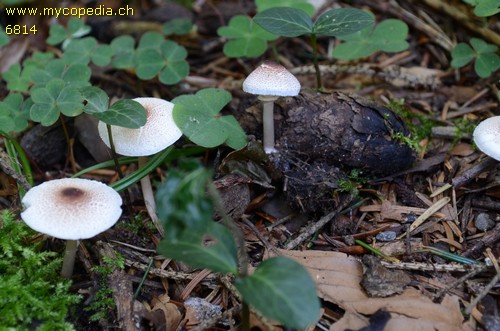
[0,211,81,330]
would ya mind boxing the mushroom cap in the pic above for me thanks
[98,97,182,156]
[473,116,500,161]
[21,178,123,240]
[242,61,301,97]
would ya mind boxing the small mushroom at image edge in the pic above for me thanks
[243,61,301,154]
[473,116,500,161]
[20,178,122,278]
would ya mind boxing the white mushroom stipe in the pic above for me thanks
[242,61,300,153]
[473,116,500,161]
[21,178,122,240]
[97,97,182,156]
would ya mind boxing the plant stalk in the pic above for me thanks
[310,33,323,91]
[61,240,78,278]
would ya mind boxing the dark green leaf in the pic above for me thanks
[254,7,313,37]
[473,0,500,16]
[79,86,109,114]
[93,99,147,128]
[475,52,500,78]
[135,48,164,80]
[137,31,164,51]
[313,8,374,37]
[235,257,321,329]
[158,222,239,274]
[255,0,315,16]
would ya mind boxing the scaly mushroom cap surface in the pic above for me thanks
[98,97,182,156]
[242,61,301,98]
[473,116,500,161]
[21,178,122,240]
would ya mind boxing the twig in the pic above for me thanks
[463,223,500,259]
[284,196,352,250]
[466,268,500,315]
[452,157,498,189]
[0,147,31,192]
[433,263,489,302]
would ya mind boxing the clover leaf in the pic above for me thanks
[172,88,247,150]
[46,17,91,49]
[31,59,91,88]
[110,35,136,69]
[63,37,113,66]
[473,0,500,16]
[217,15,278,58]
[332,19,409,60]
[255,0,315,16]
[451,38,500,78]
[234,257,321,329]
[135,37,189,85]
[30,79,84,126]
[0,93,31,133]
[163,18,193,36]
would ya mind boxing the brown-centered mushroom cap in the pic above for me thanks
[21,178,122,240]
[242,61,301,98]
[473,116,500,161]
[98,97,182,156]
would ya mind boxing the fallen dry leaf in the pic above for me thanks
[270,250,473,331]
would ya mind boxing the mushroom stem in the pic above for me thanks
[259,96,279,154]
[138,156,164,236]
[61,240,78,278]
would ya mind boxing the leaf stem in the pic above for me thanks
[310,33,323,91]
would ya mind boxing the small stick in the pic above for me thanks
[452,157,498,189]
[0,147,31,192]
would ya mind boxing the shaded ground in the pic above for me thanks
[1,0,500,330]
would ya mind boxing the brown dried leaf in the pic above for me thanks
[151,294,182,331]
[272,250,472,331]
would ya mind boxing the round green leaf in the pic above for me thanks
[137,31,164,51]
[162,18,193,36]
[255,0,315,16]
[79,86,109,114]
[254,7,313,37]
[234,257,321,329]
[91,44,113,66]
[93,99,147,128]
[475,52,500,78]
[314,8,374,37]
[110,35,136,69]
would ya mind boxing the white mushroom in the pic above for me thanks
[242,61,301,153]
[97,97,182,156]
[21,178,122,278]
[473,116,500,161]
[97,97,183,236]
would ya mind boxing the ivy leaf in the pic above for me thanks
[30,79,84,126]
[110,35,136,69]
[234,257,321,329]
[93,99,147,129]
[253,7,313,37]
[0,93,31,133]
[451,38,500,78]
[162,18,193,36]
[332,19,409,60]
[255,0,315,16]
[217,15,278,58]
[79,86,109,114]
[172,88,247,149]
[135,39,189,85]
[313,7,374,37]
